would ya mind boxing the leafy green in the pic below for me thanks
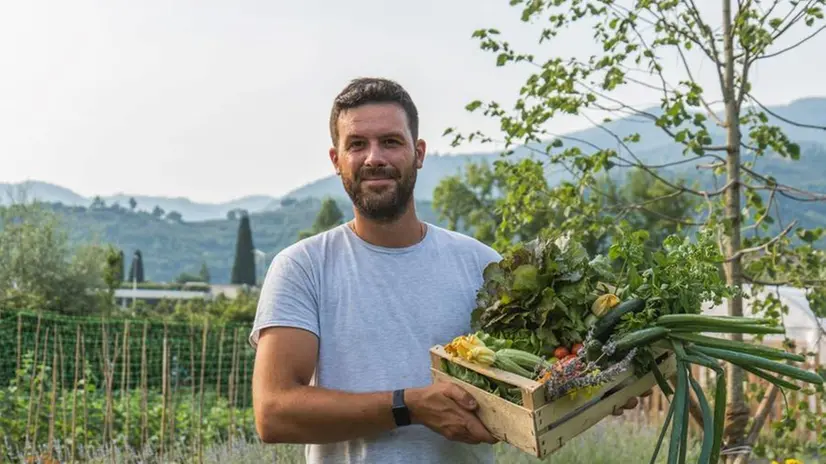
[472,232,615,354]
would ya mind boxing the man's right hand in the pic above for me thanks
[405,382,498,445]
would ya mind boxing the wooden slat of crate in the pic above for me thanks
[430,344,676,458]
[536,352,677,456]
[430,369,541,455]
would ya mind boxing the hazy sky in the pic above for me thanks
[2,0,825,203]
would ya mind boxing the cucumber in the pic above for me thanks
[612,326,670,352]
[592,298,646,342]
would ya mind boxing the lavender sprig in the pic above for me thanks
[540,348,638,401]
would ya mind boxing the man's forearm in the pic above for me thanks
[257,385,399,444]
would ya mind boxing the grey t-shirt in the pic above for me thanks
[249,222,501,464]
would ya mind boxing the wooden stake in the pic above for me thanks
[70,326,80,464]
[122,320,130,450]
[140,322,149,450]
[24,315,42,452]
[31,326,50,454]
[189,324,196,461]
[198,321,208,464]
[47,333,58,460]
[216,326,225,398]
[160,323,169,460]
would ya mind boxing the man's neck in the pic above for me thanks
[349,205,426,248]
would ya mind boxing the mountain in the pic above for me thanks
[278,97,826,202]
[0,180,278,221]
[49,197,456,284]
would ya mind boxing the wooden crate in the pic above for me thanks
[429,345,677,458]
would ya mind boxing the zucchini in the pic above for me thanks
[493,356,534,378]
[495,348,547,370]
[592,298,646,342]
[670,333,806,362]
[612,326,670,353]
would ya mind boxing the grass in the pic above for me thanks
[7,417,704,463]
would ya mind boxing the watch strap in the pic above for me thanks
[392,389,411,426]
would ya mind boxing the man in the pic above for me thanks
[249,77,640,463]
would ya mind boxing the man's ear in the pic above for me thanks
[329,147,340,175]
[415,139,426,169]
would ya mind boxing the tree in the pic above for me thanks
[0,200,107,315]
[298,197,345,240]
[446,1,826,459]
[102,245,124,314]
[199,261,211,283]
[128,250,145,283]
[129,197,137,211]
[166,210,183,222]
[151,206,165,218]
[231,213,256,285]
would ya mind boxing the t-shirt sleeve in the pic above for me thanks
[248,251,319,350]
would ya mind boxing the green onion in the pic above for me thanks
[692,345,824,386]
[670,332,806,362]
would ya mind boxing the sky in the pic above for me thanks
[2,0,825,203]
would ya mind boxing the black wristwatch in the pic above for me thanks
[392,389,411,427]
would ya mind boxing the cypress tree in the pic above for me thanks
[128,250,145,283]
[231,213,256,285]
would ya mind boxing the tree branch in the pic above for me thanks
[746,93,826,131]
[757,24,826,60]
[723,220,798,263]
[742,186,777,232]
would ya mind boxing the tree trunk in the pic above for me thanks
[721,0,749,459]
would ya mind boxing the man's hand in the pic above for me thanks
[405,382,499,445]
[611,388,653,416]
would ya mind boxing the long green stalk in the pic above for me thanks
[668,360,688,464]
[737,363,801,391]
[692,345,823,385]
[668,325,785,335]
[649,391,677,464]
[670,333,805,362]
[688,373,714,464]
[682,347,726,464]
[657,314,773,326]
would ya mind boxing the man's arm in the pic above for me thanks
[252,326,397,444]
[252,326,497,445]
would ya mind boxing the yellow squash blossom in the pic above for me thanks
[445,334,496,366]
[591,293,620,318]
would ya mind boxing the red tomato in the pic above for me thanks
[572,343,584,355]
[553,347,570,359]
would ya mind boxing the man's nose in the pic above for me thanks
[363,141,388,166]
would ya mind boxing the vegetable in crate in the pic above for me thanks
[471,233,618,358]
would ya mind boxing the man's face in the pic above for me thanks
[329,102,426,222]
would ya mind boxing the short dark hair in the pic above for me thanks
[329,77,419,147]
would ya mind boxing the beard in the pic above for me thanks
[341,162,417,223]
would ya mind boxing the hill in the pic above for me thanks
[0,180,277,221]
[49,197,455,284]
[279,97,826,203]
